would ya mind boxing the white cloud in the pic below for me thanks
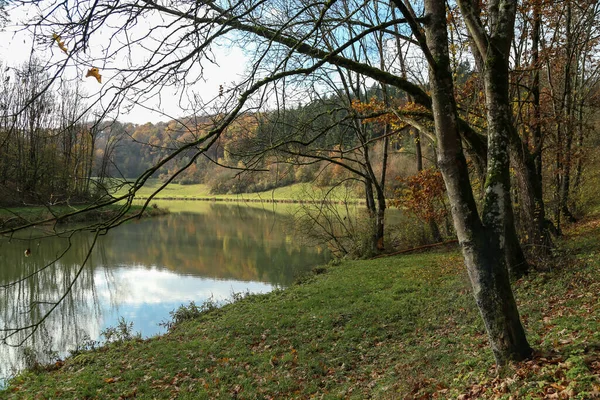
[0,5,249,124]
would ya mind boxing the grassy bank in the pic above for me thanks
[3,218,600,398]
[0,203,167,229]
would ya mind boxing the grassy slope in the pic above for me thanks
[3,220,600,399]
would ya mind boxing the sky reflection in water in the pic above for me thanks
[95,265,274,338]
[0,203,330,384]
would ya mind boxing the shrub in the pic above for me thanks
[160,298,220,331]
[100,317,141,344]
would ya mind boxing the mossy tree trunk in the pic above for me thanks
[421,0,532,365]
[455,0,530,278]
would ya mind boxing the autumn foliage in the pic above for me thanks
[393,168,448,224]
[350,97,429,131]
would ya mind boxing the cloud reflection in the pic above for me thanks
[93,265,274,338]
[95,265,274,306]
[0,204,330,386]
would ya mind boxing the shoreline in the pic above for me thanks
[135,195,366,205]
[0,204,168,230]
[3,215,600,398]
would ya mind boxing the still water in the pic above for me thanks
[0,202,330,384]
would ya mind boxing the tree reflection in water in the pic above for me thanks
[0,203,330,384]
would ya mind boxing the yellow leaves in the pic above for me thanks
[52,33,68,55]
[51,34,103,85]
[86,67,102,83]
[351,98,429,131]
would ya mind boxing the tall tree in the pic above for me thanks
[405,0,532,363]
[4,0,546,364]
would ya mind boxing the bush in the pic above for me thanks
[100,317,141,344]
[294,163,318,182]
[160,298,220,331]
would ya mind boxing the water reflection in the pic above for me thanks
[0,203,330,384]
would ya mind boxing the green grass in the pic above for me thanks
[3,218,600,398]
[113,180,359,202]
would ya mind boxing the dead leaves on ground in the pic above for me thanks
[442,349,600,399]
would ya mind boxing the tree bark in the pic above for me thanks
[511,141,553,257]
[422,0,532,365]
[458,0,531,277]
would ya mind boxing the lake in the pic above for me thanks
[0,202,331,385]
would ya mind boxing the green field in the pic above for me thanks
[113,180,360,203]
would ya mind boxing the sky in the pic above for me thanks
[0,2,429,125]
[0,4,249,124]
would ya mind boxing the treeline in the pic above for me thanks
[0,61,419,207]
[100,91,422,198]
[0,60,99,206]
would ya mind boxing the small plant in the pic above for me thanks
[229,289,251,303]
[69,331,99,357]
[18,346,59,374]
[100,317,141,344]
[18,326,60,373]
[20,346,42,372]
[160,297,221,331]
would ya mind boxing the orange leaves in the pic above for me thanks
[393,168,448,223]
[350,98,428,131]
[86,67,102,83]
[52,33,68,54]
[51,34,103,85]
[350,97,394,126]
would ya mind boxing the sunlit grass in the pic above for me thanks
[113,179,360,202]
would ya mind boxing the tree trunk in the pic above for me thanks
[511,0,554,256]
[414,129,423,172]
[413,127,443,242]
[504,197,528,278]
[423,0,532,365]
[558,1,576,223]
[512,144,553,257]
[458,0,531,278]
[429,219,442,243]
[363,178,379,254]
[86,129,96,196]
[375,132,389,251]
[531,1,543,180]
